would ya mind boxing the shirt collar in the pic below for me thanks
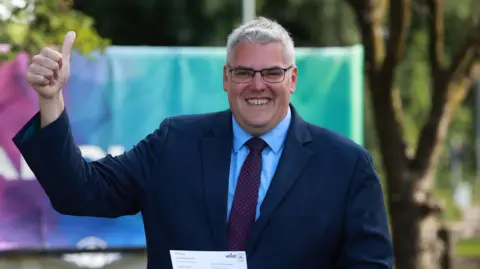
[232,106,291,154]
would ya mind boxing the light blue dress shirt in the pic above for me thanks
[227,107,292,221]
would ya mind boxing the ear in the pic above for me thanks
[289,65,298,93]
[223,64,229,92]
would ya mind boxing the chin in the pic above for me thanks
[244,118,271,130]
[248,121,269,128]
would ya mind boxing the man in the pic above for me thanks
[13,17,394,269]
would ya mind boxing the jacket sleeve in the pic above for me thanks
[12,109,170,218]
[336,149,395,269]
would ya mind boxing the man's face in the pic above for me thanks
[223,41,297,136]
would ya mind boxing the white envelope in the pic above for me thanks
[170,250,248,269]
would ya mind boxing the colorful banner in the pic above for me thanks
[0,45,364,251]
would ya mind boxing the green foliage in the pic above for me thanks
[444,0,479,63]
[72,0,240,47]
[0,0,110,61]
[440,0,478,176]
[435,1,479,216]
[396,29,431,154]
[391,1,479,220]
[73,0,360,48]
[258,0,359,47]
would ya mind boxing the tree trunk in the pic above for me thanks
[388,172,443,269]
[345,1,480,268]
[370,79,445,269]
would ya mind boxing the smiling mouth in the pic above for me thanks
[246,98,271,106]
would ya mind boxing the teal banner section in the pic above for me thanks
[80,45,364,149]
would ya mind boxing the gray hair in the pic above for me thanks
[226,17,295,65]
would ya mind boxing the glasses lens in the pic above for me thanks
[231,67,287,83]
[262,69,285,83]
[233,69,254,83]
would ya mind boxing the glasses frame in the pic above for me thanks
[228,65,293,84]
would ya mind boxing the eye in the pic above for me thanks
[264,69,284,77]
[234,70,253,77]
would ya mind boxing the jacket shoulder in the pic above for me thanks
[305,122,372,163]
[159,110,229,137]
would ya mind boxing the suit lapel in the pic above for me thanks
[201,110,233,250]
[245,106,313,252]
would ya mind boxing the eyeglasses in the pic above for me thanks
[228,65,293,83]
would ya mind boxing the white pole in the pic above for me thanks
[242,0,256,23]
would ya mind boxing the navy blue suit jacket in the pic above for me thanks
[13,105,394,269]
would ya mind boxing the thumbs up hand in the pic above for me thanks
[27,31,76,99]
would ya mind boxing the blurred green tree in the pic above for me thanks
[72,0,240,46]
[0,0,109,61]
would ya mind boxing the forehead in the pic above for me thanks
[229,41,287,68]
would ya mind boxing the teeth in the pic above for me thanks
[247,99,269,105]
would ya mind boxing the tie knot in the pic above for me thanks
[246,137,267,154]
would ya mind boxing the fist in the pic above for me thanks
[26,31,76,99]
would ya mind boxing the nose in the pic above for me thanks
[250,72,266,91]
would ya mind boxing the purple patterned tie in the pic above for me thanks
[227,137,267,251]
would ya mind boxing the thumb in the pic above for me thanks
[61,31,76,60]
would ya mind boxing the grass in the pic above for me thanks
[456,238,480,257]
